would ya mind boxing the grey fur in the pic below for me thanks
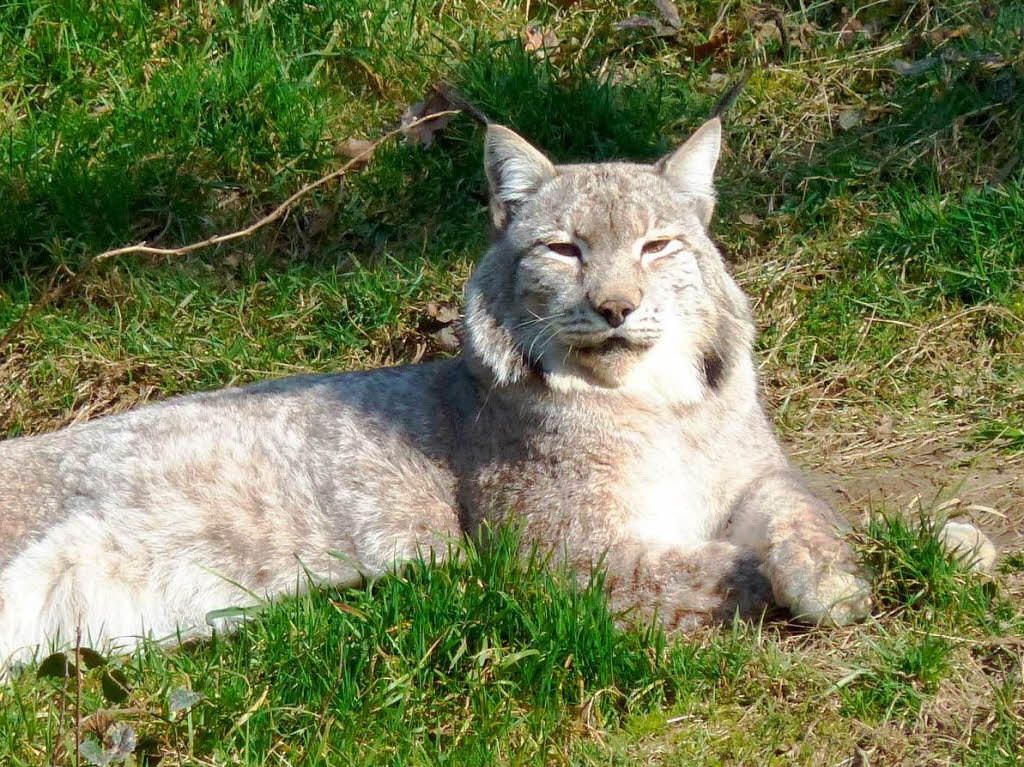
[1,119,897,665]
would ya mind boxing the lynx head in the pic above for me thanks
[463,119,755,405]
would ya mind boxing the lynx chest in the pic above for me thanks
[616,428,731,551]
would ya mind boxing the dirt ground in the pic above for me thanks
[797,432,1024,555]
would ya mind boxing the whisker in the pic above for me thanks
[512,310,567,331]
[525,323,551,362]
[526,319,563,363]
[535,322,566,362]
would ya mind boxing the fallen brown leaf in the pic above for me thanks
[524,25,560,55]
[425,301,460,325]
[419,302,462,354]
[839,15,881,45]
[692,31,730,62]
[791,22,818,53]
[927,24,972,47]
[334,137,375,163]
[400,86,458,147]
[839,16,862,46]
[431,325,461,353]
[753,20,781,46]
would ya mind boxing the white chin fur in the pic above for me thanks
[540,335,706,406]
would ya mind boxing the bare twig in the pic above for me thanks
[0,110,461,353]
[767,7,789,59]
[53,665,68,767]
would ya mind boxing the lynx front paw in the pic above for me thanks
[768,539,872,627]
[784,567,872,627]
[938,521,997,572]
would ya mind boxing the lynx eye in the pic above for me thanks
[544,242,582,260]
[546,242,582,259]
[641,238,675,258]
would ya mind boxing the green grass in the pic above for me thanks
[838,631,952,723]
[2,524,1019,765]
[793,183,1024,365]
[859,513,1014,630]
[2,0,1024,764]
[0,529,738,764]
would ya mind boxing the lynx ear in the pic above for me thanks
[484,125,557,230]
[656,118,721,227]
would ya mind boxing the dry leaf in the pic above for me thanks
[707,71,728,89]
[837,108,863,131]
[524,25,560,55]
[431,326,461,353]
[524,25,543,51]
[839,16,862,45]
[330,601,368,619]
[79,723,137,767]
[654,0,681,30]
[307,205,337,239]
[839,16,881,45]
[927,24,971,47]
[753,21,781,45]
[791,22,818,52]
[169,687,202,718]
[400,86,457,147]
[419,302,462,353]
[425,301,460,325]
[692,31,730,62]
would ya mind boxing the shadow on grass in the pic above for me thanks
[0,8,676,280]
[789,62,1024,224]
[3,0,1019,285]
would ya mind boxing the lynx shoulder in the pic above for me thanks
[0,119,995,668]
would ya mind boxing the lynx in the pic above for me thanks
[0,119,994,668]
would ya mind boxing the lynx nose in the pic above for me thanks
[595,299,636,328]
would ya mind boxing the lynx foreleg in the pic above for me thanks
[598,541,772,631]
[731,471,871,627]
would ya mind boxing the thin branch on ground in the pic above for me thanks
[0,110,462,354]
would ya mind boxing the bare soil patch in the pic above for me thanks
[796,428,1024,554]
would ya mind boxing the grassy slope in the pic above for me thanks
[0,0,1022,764]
